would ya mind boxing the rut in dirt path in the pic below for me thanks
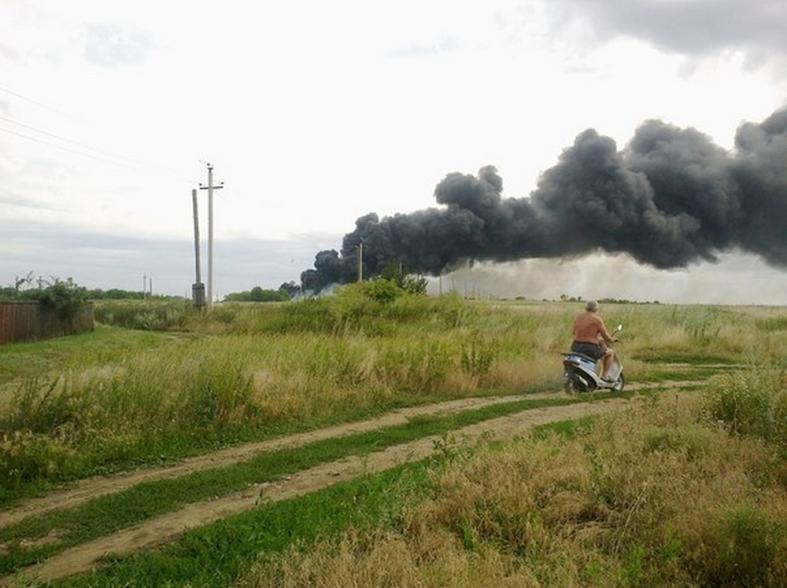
[0,392,558,530]
[8,396,633,584]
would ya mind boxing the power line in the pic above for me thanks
[0,85,195,184]
[0,126,138,169]
[0,114,129,161]
[0,84,78,120]
[0,114,195,184]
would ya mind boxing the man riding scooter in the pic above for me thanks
[571,300,618,381]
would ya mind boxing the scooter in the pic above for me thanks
[562,324,624,393]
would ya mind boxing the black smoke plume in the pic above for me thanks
[301,107,787,292]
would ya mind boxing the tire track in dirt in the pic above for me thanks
[0,392,557,530]
[0,380,698,532]
[7,397,632,584]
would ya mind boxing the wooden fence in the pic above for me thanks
[0,302,95,344]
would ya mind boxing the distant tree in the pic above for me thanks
[224,287,289,303]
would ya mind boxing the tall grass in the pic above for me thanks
[704,368,787,448]
[93,299,190,331]
[3,292,785,496]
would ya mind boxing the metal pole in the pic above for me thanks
[143,273,146,299]
[207,164,214,308]
[192,189,202,284]
[199,164,223,309]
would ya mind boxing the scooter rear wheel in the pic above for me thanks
[564,368,595,394]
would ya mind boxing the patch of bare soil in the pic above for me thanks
[0,529,63,560]
[6,397,633,584]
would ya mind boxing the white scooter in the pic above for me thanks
[562,324,624,393]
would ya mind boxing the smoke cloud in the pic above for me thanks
[301,107,787,291]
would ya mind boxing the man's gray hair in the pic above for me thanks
[585,300,598,312]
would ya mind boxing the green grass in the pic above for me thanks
[55,461,434,588]
[634,352,741,365]
[0,392,628,575]
[755,316,787,332]
[530,416,596,440]
[0,325,182,385]
[637,367,728,382]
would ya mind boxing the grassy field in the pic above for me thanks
[0,286,784,586]
[1,291,785,499]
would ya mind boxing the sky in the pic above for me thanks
[1,0,786,303]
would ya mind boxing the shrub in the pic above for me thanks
[32,280,87,319]
[688,504,787,587]
[643,424,714,459]
[94,300,189,331]
[360,278,404,304]
[0,429,75,487]
[704,368,787,447]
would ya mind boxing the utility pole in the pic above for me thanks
[199,163,224,308]
[357,242,364,282]
[191,189,205,308]
[439,275,443,296]
[143,273,147,299]
[149,277,153,298]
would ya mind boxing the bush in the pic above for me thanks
[704,368,787,447]
[12,280,87,319]
[0,429,75,487]
[95,300,189,331]
[360,278,405,304]
[689,504,787,587]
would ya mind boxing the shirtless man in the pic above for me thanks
[571,300,617,380]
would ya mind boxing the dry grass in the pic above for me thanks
[241,380,787,588]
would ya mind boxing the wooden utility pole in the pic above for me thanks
[191,188,205,308]
[199,163,224,308]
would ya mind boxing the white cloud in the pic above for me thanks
[83,23,154,67]
[0,1,785,297]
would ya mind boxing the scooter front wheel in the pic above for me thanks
[612,373,625,391]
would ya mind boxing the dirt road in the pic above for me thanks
[0,391,559,530]
[0,380,697,533]
[9,396,630,584]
